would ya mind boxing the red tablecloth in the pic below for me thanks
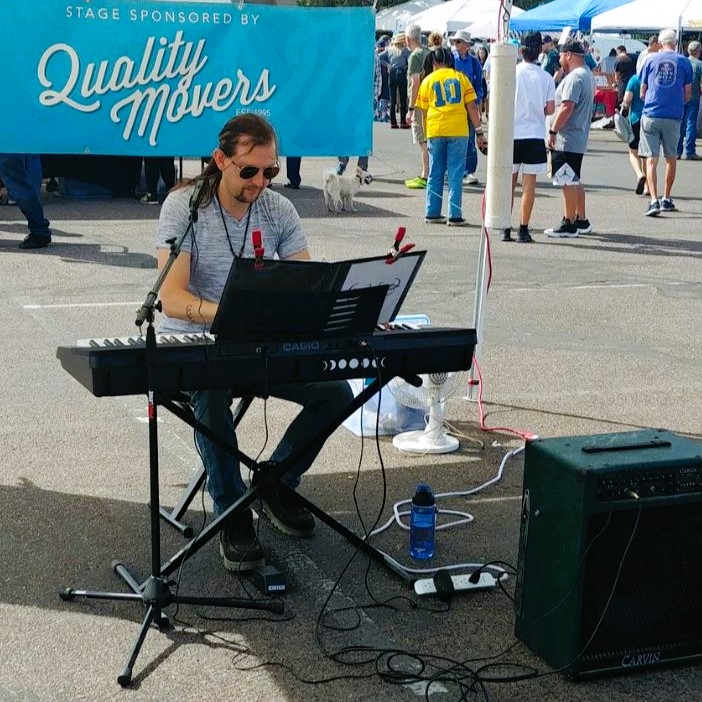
[594,88,618,117]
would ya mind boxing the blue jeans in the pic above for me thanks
[465,123,478,176]
[677,99,700,157]
[337,156,369,174]
[426,136,469,220]
[0,154,51,237]
[191,381,354,516]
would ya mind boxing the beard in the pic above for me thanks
[235,183,263,203]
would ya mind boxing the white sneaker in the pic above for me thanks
[463,174,479,185]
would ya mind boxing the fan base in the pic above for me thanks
[392,430,459,454]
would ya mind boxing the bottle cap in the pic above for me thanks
[413,483,435,506]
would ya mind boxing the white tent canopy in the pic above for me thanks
[375,0,443,32]
[591,0,702,32]
[399,0,524,35]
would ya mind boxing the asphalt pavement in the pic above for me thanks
[1,122,701,702]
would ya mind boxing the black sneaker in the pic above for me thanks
[500,228,513,242]
[545,218,578,238]
[517,226,533,243]
[424,215,446,224]
[574,218,592,234]
[447,217,467,227]
[259,482,315,537]
[218,509,265,572]
[18,234,51,249]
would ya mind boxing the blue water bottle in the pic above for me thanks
[409,483,436,560]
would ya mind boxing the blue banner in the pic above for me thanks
[0,0,374,157]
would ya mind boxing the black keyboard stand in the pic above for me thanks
[60,325,280,687]
[154,375,414,585]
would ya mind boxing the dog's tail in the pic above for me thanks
[322,169,336,187]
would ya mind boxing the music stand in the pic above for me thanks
[152,256,425,584]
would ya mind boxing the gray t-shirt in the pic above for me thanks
[156,184,307,334]
[553,66,595,154]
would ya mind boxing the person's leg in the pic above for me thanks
[268,380,355,488]
[426,138,446,219]
[563,185,578,222]
[685,100,700,156]
[677,104,689,157]
[628,148,644,179]
[336,156,349,175]
[0,154,51,239]
[575,184,587,220]
[389,71,399,127]
[520,173,537,226]
[356,156,369,172]
[446,136,468,221]
[190,389,247,517]
[398,74,409,127]
[662,156,677,200]
[511,171,519,213]
[286,157,301,188]
[420,141,429,179]
[159,156,177,191]
[144,157,160,196]
[464,123,478,178]
[645,157,659,200]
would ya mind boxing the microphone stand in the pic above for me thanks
[61,185,282,688]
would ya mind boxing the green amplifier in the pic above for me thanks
[514,429,702,677]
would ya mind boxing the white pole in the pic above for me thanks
[466,36,517,400]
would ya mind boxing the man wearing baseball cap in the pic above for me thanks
[544,38,595,238]
[541,34,560,76]
[449,29,484,185]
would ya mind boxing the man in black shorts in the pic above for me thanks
[505,32,555,243]
[544,39,595,238]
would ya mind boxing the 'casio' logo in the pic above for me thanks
[621,652,661,667]
[283,341,320,352]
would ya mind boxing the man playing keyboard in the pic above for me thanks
[156,113,353,572]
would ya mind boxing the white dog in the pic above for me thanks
[322,167,373,213]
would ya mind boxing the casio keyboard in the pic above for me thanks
[57,327,477,398]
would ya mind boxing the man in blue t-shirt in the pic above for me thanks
[639,28,693,216]
[449,29,483,185]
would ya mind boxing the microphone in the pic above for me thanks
[189,175,213,213]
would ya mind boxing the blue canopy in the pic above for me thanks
[510,0,634,32]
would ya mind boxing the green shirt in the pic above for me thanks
[407,46,430,100]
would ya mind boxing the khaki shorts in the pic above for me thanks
[411,117,426,144]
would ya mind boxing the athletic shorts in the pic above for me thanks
[550,150,584,186]
[638,115,681,159]
[628,120,641,152]
[513,138,548,175]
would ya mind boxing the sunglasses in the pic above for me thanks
[231,161,280,180]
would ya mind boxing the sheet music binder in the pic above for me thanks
[211,252,425,343]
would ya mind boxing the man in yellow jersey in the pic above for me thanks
[415,48,486,226]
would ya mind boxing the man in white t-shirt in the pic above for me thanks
[504,32,555,242]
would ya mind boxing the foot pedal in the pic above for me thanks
[250,565,287,596]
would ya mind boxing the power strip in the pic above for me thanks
[413,572,498,597]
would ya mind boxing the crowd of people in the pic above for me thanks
[371,24,701,236]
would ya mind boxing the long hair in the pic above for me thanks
[178,113,278,208]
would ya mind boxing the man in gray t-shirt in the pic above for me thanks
[544,39,596,239]
[156,113,352,573]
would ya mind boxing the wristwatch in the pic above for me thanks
[549,129,558,136]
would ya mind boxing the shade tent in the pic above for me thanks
[375,0,443,33]
[400,0,524,35]
[510,0,634,32]
[591,0,702,32]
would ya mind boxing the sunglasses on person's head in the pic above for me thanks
[231,162,280,180]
